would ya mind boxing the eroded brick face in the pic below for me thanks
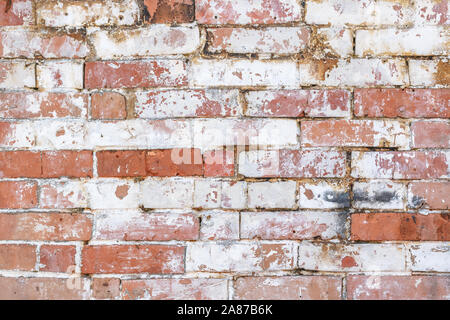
[0,0,448,301]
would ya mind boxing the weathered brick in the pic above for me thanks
[352,151,450,179]
[299,58,408,86]
[91,92,127,120]
[301,120,409,148]
[39,245,76,273]
[37,0,140,27]
[190,59,299,87]
[0,122,36,148]
[316,28,353,57]
[356,27,448,57]
[200,211,239,240]
[0,92,88,119]
[94,211,199,241]
[37,61,83,89]
[85,60,187,88]
[354,89,450,118]
[409,59,449,86]
[0,151,41,178]
[0,30,88,58]
[245,90,351,118]
[207,27,310,54]
[90,26,200,59]
[411,121,450,148]
[35,120,86,149]
[186,242,297,272]
[196,0,302,25]
[0,277,91,300]
[81,245,185,274]
[0,213,92,241]
[141,177,193,209]
[86,179,140,209]
[409,243,450,272]
[42,151,93,178]
[39,180,87,209]
[203,149,234,177]
[92,278,120,300]
[135,89,242,118]
[234,276,342,300]
[408,181,450,210]
[239,150,346,178]
[248,181,296,209]
[353,181,406,210]
[0,181,37,209]
[0,61,35,88]
[347,275,450,300]
[241,211,347,240]
[122,278,228,300]
[0,244,36,271]
[298,242,407,272]
[414,0,449,25]
[143,0,194,24]
[194,180,247,209]
[352,213,450,241]
[0,0,33,26]
[299,181,350,209]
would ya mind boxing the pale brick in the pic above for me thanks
[141,178,194,209]
[37,61,83,89]
[200,211,240,240]
[86,179,141,209]
[353,181,406,210]
[299,181,350,209]
[0,122,36,148]
[298,242,407,272]
[90,25,200,59]
[414,0,449,25]
[409,59,449,86]
[0,61,35,88]
[316,28,353,57]
[248,181,296,209]
[409,243,450,272]
[35,120,86,149]
[194,179,247,209]
[39,180,88,209]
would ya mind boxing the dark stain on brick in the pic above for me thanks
[410,195,425,209]
[323,191,350,207]
[353,191,398,203]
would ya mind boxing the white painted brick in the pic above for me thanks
[37,0,140,27]
[409,243,450,272]
[39,180,88,209]
[306,0,413,26]
[317,28,354,57]
[194,179,247,209]
[299,58,409,86]
[248,181,296,209]
[207,27,310,54]
[86,179,141,209]
[298,242,407,272]
[87,120,192,149]
[186,241,297,272]
[141,178,194,209]
[37,61,83,89]
[89,25,200,59]
[353,181,406,210]
[356,27,448,56]
[190,59,300,87]
[409,59,448,86]
[414,0,449,25]
[35,120,86,149]
[200,211,240,240]
[299,181,350,209]
[0,122,36,148]
[0,62,35,89]
[135,90,242,119]
[192,119,299,151]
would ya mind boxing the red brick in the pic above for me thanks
[85,61,187,88]
[347,276,450,300]
[143,0,194,23]
[81,245,185,274]
[0,277,91,300]
[301,120,408,148]
[146,149,203,176]
[39,245,76,273]
[354,89,450,118]
[0,213,92,241]
[203,149,234,177]
[122,279,228,300]
[409,181,450,210]
[0,92,88,118]
[245,89,350,117]
[0,0,33,26]
[42,151,93,178]
[412,121,450,148]
[0,244,36,271]
[97,150,146,177]
[234,276,342,300]
[91,92,127,120]
[0,181,37,209]
[196,0,302,24]
[351,213,450,241]
[92,278,121,300]
[0,151,41,178]
[94,212,199,241]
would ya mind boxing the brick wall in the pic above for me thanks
[0,0,449,300]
